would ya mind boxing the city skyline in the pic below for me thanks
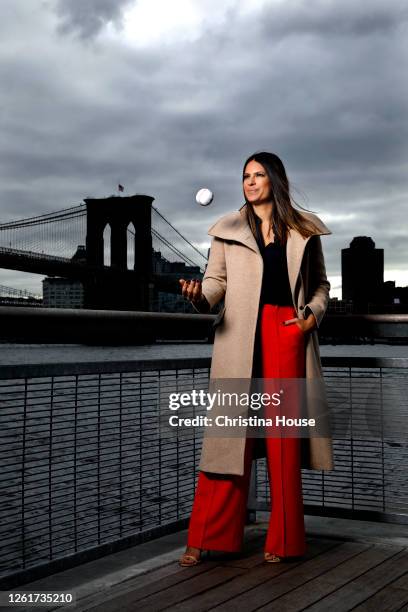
[1,0,407,299]
[1,196,407,305]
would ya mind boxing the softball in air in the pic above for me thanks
[195,188,214,206]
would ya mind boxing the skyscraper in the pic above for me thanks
[342,237,384,311]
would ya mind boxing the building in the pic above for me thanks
[151,249,202,312]
[327,297,354,314]
[342,237,384,311]
[341,236,408,313]
[42,277,84,308]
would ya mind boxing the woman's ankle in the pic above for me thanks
[185,545,201,555]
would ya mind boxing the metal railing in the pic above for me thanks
[1,307,408,344]
[252,356,408,524]
[0,356,407,588]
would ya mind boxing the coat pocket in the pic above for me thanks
[283,320,306,340]
[212,304,226,329]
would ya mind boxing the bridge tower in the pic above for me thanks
[84,194,154,311]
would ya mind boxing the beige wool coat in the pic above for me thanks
[195,204,334,476]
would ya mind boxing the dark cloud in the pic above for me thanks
[1,0,407,296]
[55,0,134,38]
[258,0,408,38]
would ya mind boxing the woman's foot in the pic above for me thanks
[179,546,202,566]
[264,552,282,563]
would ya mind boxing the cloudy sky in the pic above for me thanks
[1,0,407,298]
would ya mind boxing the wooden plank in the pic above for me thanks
[210,541,369,611]
[71,557,204,612]
[166,539,340,612]
[352,572,408,611]
[123,565,245,611]
[73,527,265,611]
[284,547,408,612]
[389,572,408,592]
[220,536,325,570]
[77,536,335,612]
[79,561,221,612]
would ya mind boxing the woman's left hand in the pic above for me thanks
[294,313,317,334]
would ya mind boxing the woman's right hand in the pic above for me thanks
[179,278,204,305]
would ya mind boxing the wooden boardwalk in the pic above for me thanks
[74,531,408,612]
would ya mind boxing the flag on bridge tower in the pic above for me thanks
[118,184,124,193]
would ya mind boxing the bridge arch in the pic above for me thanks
[84,194,154,309]
[85,195,153,272]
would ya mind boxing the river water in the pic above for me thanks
[0,342,406,365]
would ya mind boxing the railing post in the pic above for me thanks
[246,459,257,524]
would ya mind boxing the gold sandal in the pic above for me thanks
[264,552,282,563]
[179,553,202,567]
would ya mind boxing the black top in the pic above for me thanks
[254,215,293,306]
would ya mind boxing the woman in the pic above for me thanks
[178,151,333,566]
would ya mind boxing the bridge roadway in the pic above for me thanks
[0,246,188,293]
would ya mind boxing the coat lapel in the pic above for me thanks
[207,204,331,302]
[286,229,311,299]
[207,210,260,254]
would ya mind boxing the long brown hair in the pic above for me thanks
[243,151,321,244]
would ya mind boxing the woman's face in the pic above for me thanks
[243,160,272,205]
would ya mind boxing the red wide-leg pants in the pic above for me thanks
[186,304,307,557]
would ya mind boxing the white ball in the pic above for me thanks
[196,188,214,206]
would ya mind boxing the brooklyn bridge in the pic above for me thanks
[0,194,207,310]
